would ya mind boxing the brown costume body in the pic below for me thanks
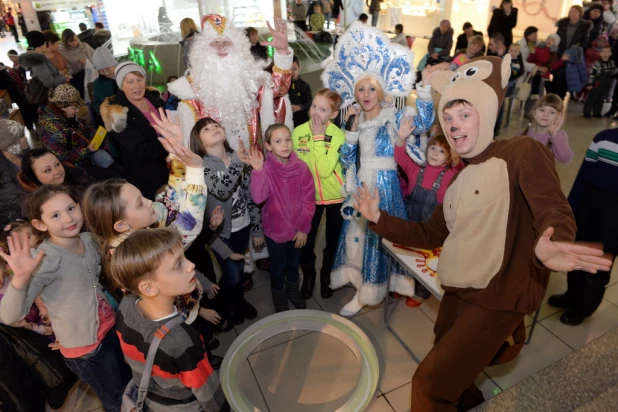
[369,57,576,411]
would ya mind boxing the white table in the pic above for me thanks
[382,239,540,363]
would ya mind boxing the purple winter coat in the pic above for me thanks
[250,151,316,243]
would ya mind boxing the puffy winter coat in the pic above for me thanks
[565,46,589,94]
[428,27,454,57]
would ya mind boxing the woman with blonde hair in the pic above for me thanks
[180,17,198,68]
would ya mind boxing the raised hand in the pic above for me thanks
[397,115,416,143]
[293,232,307,249]
[151,108,184,146]
[159,137,202,168]
[422,62,450,85]
[262,17,289,55]
[248,146,264,171]
[0,232,44,290]
[352,183,381,224]
[534,227,613,273]
[237,140,250,164]
[310,113,326,136]
[209,206,224,230]
[548,112,564,137]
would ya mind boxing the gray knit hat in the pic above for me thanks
[0,119,25,152]
[91,47,117,70]
[115,61,147,88]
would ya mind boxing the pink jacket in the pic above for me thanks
[523,128,574,164]
[250,151,316,243]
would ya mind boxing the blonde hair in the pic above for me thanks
[354,76,385,102]
[468,35,485,47]
[180,18,198,39]
[110,228,183,294]
[509,43,521,51]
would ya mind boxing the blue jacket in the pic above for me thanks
[564,46,588,94]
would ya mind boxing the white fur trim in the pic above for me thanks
[415,83,432,100]
[273,47,294,71]
[167,76,196,100]
[175,103,199,147]
[185,166,205,186]
[283,94,294,132]
[259,86,275,135]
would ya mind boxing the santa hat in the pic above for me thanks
[200,14,234,39]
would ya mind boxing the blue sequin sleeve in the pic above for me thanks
[413,97,434,136]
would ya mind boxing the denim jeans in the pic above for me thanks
[324,12,332,28]
[371,11,379,27]
[64,328,131,412]
[215,225,251,290]
[265,236,301,291]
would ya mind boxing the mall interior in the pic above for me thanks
[0,0,617,411]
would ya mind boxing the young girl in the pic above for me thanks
[524,94,574,164]
[395,131,460,305]
[292,88,345,300]
[186,116,262,325]
[0,220,53,338]
[0,185,131,411]
[81,125,230,364]
[250,124,315,312]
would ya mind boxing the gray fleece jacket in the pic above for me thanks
[203,152,263,250]
[59,41,94,73]
[18,52,66,88]
[0,233,108,349]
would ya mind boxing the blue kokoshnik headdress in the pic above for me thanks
[322,22,416,108]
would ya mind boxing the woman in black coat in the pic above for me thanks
[487,0,518,47]
[100,62,168,200]
[556,5,591,57]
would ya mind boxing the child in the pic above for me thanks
[187,116,261,325]
[110,228,229,411]
[549,128,618,325]
[507,43,525,96]
[391,24,408,47]
[310,4,325,31]
[289,55,312,127]
[524,94,574,163]
[0,185,131,411]
[249,124,315,311]
[162,75,180,110]
[0,220,53,338]
[246,26,268,61]
[395,131,459,304]
[527,33,562,81]
[449,35,485,70]
[584,46,617,118]
[584,33,608,73]
[292,88,344,299]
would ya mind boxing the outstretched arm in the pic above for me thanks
[353,184,450,249]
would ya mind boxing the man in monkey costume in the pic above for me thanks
[352,56,613,411]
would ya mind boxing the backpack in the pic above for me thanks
[25,77,50,106]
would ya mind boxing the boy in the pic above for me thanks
[111,228,229,412]
[549,128,618,325]
[310,4,325,32]
[245,27,268,61]
[352,56,611,411]
[289,55,312,127]
[584,46,617,118]
[358,13,369,24]
[507,43,525,96]
[292,88,345,300]
[391,24,408,47]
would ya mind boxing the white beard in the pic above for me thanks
[189,31,270,138]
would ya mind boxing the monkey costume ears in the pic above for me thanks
[429,55,511,158]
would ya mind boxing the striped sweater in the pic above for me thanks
[116,294,228,411]
[568,128,618,217]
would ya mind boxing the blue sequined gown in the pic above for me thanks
[330,96,434,306]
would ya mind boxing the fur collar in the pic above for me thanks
[359,107,398,131]
[167,76,195,100]
[100,88,161,133]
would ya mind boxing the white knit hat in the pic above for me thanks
[91,47,117,70]
[114,61,147,88]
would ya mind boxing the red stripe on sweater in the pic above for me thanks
[116,331,214,389]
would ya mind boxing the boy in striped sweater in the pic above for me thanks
[111,228,229,411]
[549,128,618,325]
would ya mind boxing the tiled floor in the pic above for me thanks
[25,35,617,412]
